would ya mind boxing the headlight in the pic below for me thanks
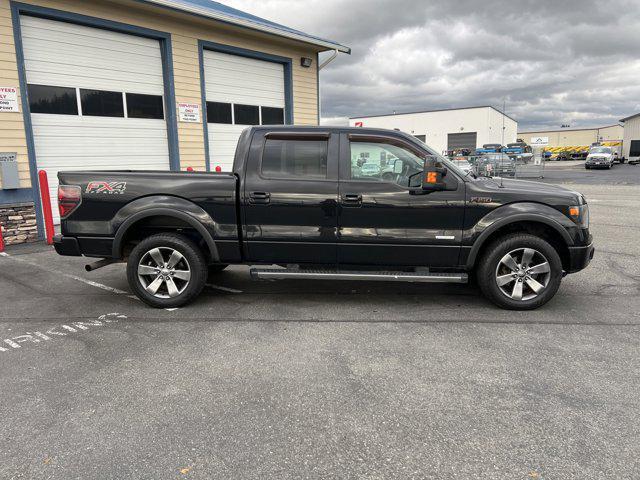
[568,204,589,228]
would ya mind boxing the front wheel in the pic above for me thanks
[127,233,208,308]
[477,233,563,310]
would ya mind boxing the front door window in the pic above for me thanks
[350,141,425,187]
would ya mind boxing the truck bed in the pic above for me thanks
[57,170,239,260]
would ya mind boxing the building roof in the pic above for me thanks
[620,113,640,122]
[519,124,623,134]
[142,0,350,53]
[350,105,517,123]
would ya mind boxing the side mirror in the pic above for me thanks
[422,157,447,191]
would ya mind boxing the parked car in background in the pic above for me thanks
[475,143,504,155]
[477,153,516,177]
[585,146,616,169]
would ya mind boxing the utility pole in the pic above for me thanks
[501,98,506,147]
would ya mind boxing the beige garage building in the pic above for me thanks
[621,113,640,161]
[0,0,349,244]
[517,124,623,148]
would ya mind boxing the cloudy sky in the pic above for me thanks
[223,0,640,130]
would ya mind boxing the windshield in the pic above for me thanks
[590,147,611,154]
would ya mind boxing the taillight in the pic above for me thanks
[58,185,81,218]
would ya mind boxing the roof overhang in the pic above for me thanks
[620,113,640,123]
[139,0,351,53]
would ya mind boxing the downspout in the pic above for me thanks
[319,49,339,70]
[317,49,339,125]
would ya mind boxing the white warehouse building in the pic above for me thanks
[349,106,518,154]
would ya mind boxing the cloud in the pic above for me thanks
[223,0,640,130]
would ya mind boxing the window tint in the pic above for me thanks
[262,139,327,178]
[28,84,78,115]
[80,89,124,117]
[126,93,164,119]
[350,141,424,187]
[207,102,232,124]
[261,106,284,125]
[234,104,259,125]
[630,140,640,157]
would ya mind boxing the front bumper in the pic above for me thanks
[566,241,594,273]
[53,235,82,256]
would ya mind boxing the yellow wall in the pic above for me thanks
[0,0,321,189]
[518,124,623,148]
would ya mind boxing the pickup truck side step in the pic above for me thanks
[250,268,468,284]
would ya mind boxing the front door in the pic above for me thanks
[338,133,465,267]
[242,131,339,264]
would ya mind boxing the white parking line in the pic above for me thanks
[0,251,132,296]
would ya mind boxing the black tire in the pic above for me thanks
[127,233,208,308]
[585,165,590,169]
[208,264,229,278]
[476,233,563,310]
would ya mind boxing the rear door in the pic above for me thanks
[338,133,466,267]
[242,131,339,264]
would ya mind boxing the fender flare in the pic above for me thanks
[466,211,574,269]
[112,208,219,261]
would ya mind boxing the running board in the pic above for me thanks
[250,268,468,284]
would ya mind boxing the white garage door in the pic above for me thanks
[20,16,170,223]
[203,50,286,172]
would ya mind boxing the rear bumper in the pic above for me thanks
[53,235,82,256]
[566,242,594,273]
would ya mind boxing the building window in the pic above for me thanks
[28,84,78,115]
[261,139,327,179]
[126,93,164,119]
[207,102,232,124]
[80,89,124,117]
[234,104,259,125]
[261,106,285,125]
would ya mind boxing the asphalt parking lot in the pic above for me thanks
[1,161,639,479]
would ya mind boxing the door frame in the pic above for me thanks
[10,1,179,238]
[198,40,294,172]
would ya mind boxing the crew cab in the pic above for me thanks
[585,146,617,169]
[54,126,594,310]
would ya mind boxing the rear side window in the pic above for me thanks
[28,84,78,115]
[262,138,327,179]
[80,89,124,117]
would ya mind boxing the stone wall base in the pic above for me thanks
[0,202,39,245]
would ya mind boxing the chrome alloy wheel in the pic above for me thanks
[495,248,551,301]
[137,247,191,299]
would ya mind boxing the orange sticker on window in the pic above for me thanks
[426,172,438,183]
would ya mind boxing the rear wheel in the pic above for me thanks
[127,233,208,308]
[477,233,563,310]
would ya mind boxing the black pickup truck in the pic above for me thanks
[54,126,593,310]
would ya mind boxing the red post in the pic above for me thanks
[38,170,55,245]
[0,223,5,252]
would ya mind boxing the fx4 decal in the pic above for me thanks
[85,181,127,195]
[470,196,492,203]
